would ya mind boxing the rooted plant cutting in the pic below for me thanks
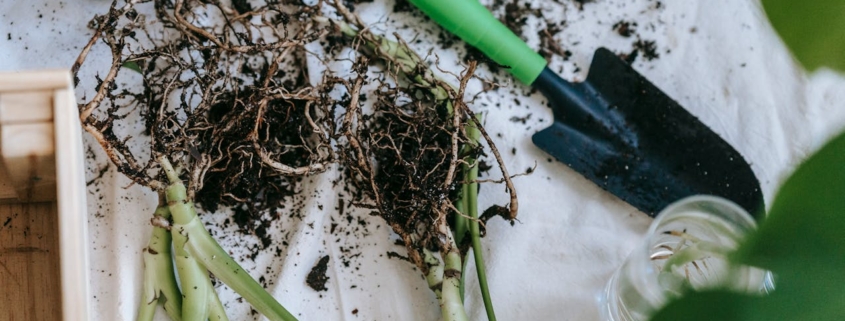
[74,0,519,320]
[323,2,519,320]
[74,1,334,320]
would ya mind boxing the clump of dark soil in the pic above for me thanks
[306,255,331,292]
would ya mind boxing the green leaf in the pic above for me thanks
[649,291,758,321]
[733,131,845,320]
[123,60,143,74]
[651,284,845,321]
[735,131,845,271]
[762,0,845,72]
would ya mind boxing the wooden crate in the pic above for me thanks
[0,70,90,320]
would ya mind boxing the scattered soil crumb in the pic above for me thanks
[392,0,415,13]
[306,255,330,292]
[86,164,110,186]
[478,160,493,174]
[387,251,410,262]
[509,113,532,124]
[342,0,374,12]
[464,44,510,73]
[539,23,571,61]
[612,21,637,38]
[502,0,532,37]
[633,39,660,61]
[619,38,661,63]
[573,0,594,10]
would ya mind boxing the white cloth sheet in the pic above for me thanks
[1,0,844,320]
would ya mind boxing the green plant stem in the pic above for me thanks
[454,179,469,246]
[170,204,212,321]
[208,286,228,321]
[424,248,445,299]
[137,203,183,321]
[163,160,215,321]
[321,17,450,100]
[441,233,469,321]
[455,162,470,301]
[160,157,297,321]
[176,215,296,321]
[464,117,497,321]
[459,252,468,302]
[469,181,497,321]
[136,296,156,321]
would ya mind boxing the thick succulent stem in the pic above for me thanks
[137,203,183,321]
[160,157,297,321]
[136,296,156,321]
[175,215,296,321]
[167,187,213,321]
[208,285,229,321]
[424,248,445,299]
[434,217,469,321]
[441,233,469,321]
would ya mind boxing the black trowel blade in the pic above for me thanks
[532,48,763,218]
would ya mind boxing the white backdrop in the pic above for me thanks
[1,0,844,320]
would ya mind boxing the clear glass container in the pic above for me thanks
[599,195,773,321]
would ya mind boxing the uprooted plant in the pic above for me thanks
[74,1,335,320]
[74,0,521,319]
[322,2,520,320]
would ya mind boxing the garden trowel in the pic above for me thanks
[408,0,764,218]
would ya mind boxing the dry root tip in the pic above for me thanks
[150,214,172,230]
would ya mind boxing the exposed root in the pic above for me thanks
[73,0,334,218]
[326,1,518,278]
[465,108,519,220]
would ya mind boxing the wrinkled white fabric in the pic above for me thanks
[1,0,844,320]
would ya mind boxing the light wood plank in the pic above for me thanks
[53,88,91,321]
[0,202,62,321]
[0,91,53,124]
[0,70,71,93]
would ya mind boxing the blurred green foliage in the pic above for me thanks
[762,0,845,72]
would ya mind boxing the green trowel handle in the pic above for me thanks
[408,0,547,84]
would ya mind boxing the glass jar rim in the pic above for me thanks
[644,195,758,243]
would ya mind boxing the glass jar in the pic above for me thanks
[599,195,773,321]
